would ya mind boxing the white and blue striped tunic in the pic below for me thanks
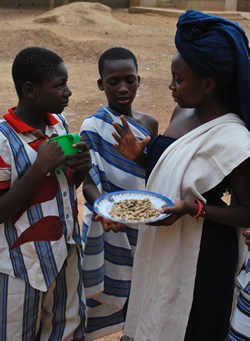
[0,109,86,339]
[228,252,250,340]
[80,106,150,340]
[0,109,82,292]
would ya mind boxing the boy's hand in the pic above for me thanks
[65,141,91,173]
[95,214,125,233]
[36,140,66,173]
[112,115,151,161]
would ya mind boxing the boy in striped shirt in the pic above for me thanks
[0,47,91,340]
[80,47,158,340]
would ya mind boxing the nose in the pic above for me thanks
[65,85,72,98]
[118,81,129,93]
[169,79,175,91]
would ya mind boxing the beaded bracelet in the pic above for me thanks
[190,199,206,221]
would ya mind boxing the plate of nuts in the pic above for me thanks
[93,190,174,224]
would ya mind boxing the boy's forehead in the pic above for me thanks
[41,62,68,82]
[103,59,137,73]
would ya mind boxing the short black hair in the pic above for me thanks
[12,47,63,96]
[98,47,138,78]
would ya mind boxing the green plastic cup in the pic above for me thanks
[49,133,82,158]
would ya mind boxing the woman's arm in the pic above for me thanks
[153,158,250,228]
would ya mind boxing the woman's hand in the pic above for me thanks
[147,200,191,226]
[95,215,125,233]
[112,115,151,161]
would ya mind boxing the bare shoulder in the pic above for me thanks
[170,105,192,121]
[164,106,197,138]
[133,111,159,138]
[170,105,182,121]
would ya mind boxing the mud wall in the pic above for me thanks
[0,0,129,9]
[173,0,225,10]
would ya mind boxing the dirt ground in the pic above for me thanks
[0,2,179,133]
[0,3,250,340]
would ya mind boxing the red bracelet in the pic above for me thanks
[190,199,206,221]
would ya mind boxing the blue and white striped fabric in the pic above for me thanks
[80,106,150,340]
[0,111,86,339]
[228,252,250,340]
[0,244,86,340]
[0,113,81,292]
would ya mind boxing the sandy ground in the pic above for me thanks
[0,3,179,133]
[0,3,250,340]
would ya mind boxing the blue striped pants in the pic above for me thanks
[0,245,86,341]
[228,289,250,341]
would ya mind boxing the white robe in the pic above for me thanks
[123,113,250,341]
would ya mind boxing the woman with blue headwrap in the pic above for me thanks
[109,10,250,341]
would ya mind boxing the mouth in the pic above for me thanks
[62,101,69,107]
[172,94,178,102]
[118,97,130,104]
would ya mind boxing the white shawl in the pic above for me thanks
[123,114,250,341]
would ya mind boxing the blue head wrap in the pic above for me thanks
[175,10,250,130]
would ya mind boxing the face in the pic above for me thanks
[98,59,140,113]
[33,62,72,114]
[169,52,208,108]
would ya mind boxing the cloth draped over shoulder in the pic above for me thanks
[80,106,150,340]
[175,10,250,131]
[123,114,250,341]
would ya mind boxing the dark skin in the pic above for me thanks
[243,231,250,250]
[112,52,250,229]
[82,58,158,232]
[0,62,91,223]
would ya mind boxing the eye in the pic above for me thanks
[127,78,137,84]
[55,80,66,89]
[108,78,118,86]
[173,75,181,84]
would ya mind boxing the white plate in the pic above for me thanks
[93,190,174,224]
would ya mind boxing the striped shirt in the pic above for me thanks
[228,251,250,340]
[80,105,150,338]
[0,108,81,292]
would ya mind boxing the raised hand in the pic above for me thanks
[112,115,151,161]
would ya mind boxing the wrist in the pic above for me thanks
[32,160,49,177]
[132,153,146,168]
[190,199,206,221]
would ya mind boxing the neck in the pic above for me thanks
[106,105,132,117]
[14,104,47,132]
[194,97,228,124]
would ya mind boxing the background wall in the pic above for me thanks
[173,0,225,10]
[0,0,129,8]
[2,0,249,12]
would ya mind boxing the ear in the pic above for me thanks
[23,81,36,98]
[97,78,104,91]
[137,75,141,88]
[203,77,216,94]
